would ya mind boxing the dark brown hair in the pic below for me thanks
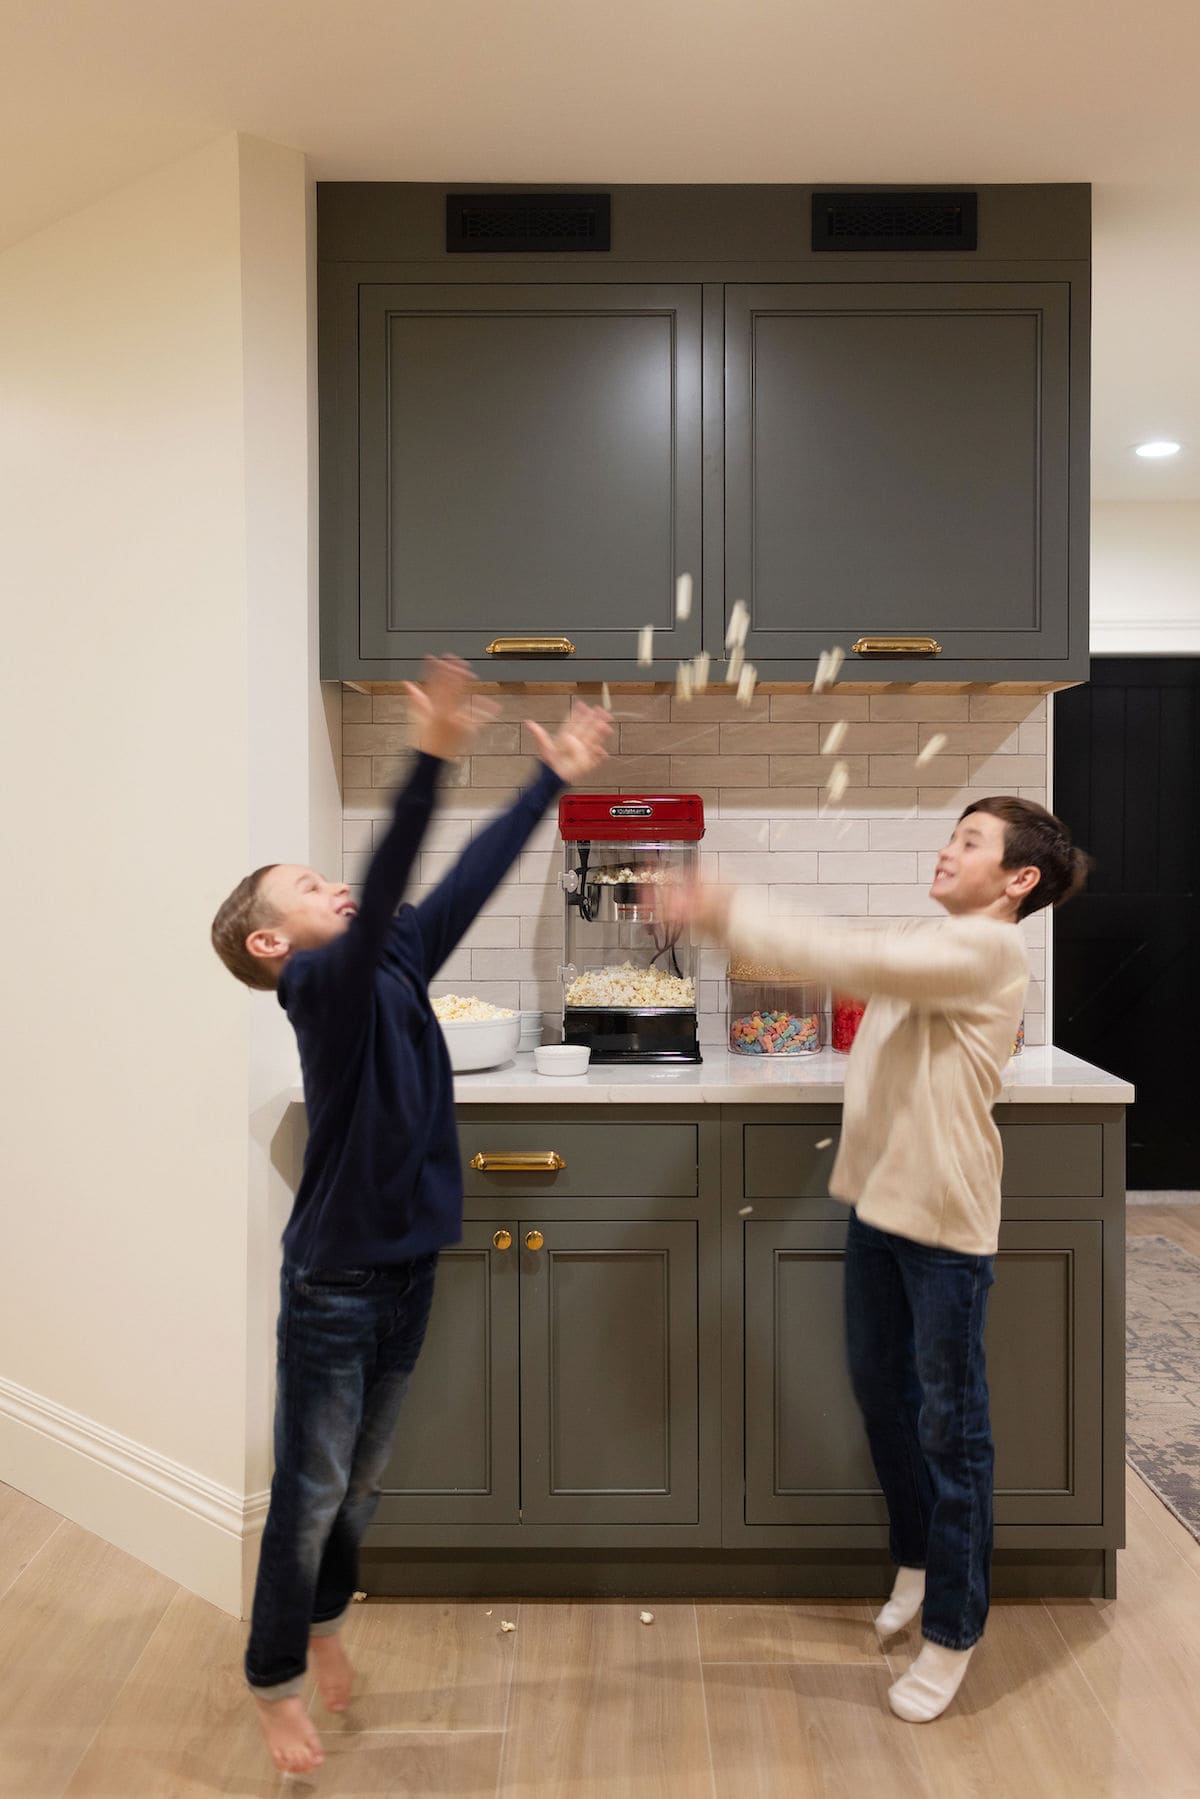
[959,797,1090,920]
[211,866,280,990]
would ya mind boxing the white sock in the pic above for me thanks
[874,1565,925,1638]
[888,1640,975,1723]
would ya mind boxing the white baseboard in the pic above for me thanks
[0,1374,269,1618]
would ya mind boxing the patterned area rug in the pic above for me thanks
[1126,1234,1200,1540]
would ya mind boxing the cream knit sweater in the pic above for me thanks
[725,895,1029,1255]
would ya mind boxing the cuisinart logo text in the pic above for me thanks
[608,804,653,818]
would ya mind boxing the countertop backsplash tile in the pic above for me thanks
[342,687,1051,1046]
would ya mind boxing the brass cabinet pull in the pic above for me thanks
[524,1230,545,1252]
[485,636,576,657]
[469,1150,566,1172]
[851,636,942,657]
[492,1229,513,1251]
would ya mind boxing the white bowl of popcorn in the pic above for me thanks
[432,995,520,1071]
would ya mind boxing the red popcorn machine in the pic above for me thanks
[557,793,706,1063]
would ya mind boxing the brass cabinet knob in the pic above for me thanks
[485,636,576,657]
[851,636,942,657]
[492,1229,513,1251]
[524,1230,545,1252]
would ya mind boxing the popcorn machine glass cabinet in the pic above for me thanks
[558,795,704,1064]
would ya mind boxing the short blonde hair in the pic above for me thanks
[211,866,279,990]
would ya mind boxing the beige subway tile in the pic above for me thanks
[521,980,565,1011]
[1018,722,1047,754]
[342,820,373,853]
[699,1014,729,1046]
[520,913,561,948]
[818,721,920,754]
[872,753,969,786]
[1018,786,1048,804]
[868,817,953,851]
[472,692,572,721]
[344,722,410,757]
[700,818,773,852]
[673,755,769,787]
[620,722,720,756]
[578,756,672,790]
[819,852,918,883]
[719,787,819,816]
[517,850,560,884]
[819,786,919,816]
[671,693,770,722]
[770,694,871,722]
[968,754,1048,786]
[420,850,466,884]
[770,817,870,851]
[373,755,469,788]
[495,815,559,851]
[342,851,372,885]
[417,817,473,851]
[868,887,941,916]
[718,721,820,754]
[601,691,672,721]
[341,688,372,722]
[697,981,723,1015]
[437,786,519,813]
[343,757,372,789]
[917,786,998,816]
[917,722,1020,755]
[342,788,390,820]
[1022,1014,1046,1045]
[768,885,869,916]
[459,916,521,950]
[869,695,970,721]
[717,852,819,884]
[917,852,938,883]
[469,755,546,788]
[465,721,524,755]
[480,881,559,916]
[371,693,409,723]
[471,947,560,981]
[771,754,870,787]
[968,694,1046,722]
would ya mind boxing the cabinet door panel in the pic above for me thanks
[372,1225,519,1526]
[725,282,1070,666]
[520,1220,699,1524]
[358,284,703,666]
[741,1218,1102,1528]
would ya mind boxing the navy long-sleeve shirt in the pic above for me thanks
[278,752,563,1270]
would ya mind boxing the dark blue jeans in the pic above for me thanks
[844,1209,995,1651]
[245,1254,439,1696]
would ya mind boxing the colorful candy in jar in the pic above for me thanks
[730,1008,821,1055]
[1011,1014,1025,1058]
[831,994,866,1053]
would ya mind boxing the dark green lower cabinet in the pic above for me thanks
[362,1103,1124,1599]
[740,1217,1103,1529]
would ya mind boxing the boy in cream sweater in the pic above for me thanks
[667,796,1089,1723]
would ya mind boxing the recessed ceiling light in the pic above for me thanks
[1134,440,1182,459]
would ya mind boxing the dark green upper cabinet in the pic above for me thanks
[327,280,703,678]
[725,282,1077,676]
[319,184,1089,685]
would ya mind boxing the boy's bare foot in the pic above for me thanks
[252,1694,324,1775]
[310,1631,355,1712]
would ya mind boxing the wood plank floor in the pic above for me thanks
[2,1205,1196,1798]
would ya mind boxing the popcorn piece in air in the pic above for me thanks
[738,1204,754,1216]
[725,598,750,650]
[815,1138,833,1150]
[826,761,850,804]
[639,1611,655,1625]
[638,625,654,666]
[692,650,711,693]
[735,662,758,707]
[675,572,693,621]
[500,1619,517,1633]
[915,732,949,767]
[675,661,694,703]
[822,719,848,755]
[813,646,846,694]
[725,644,746,685]
[600,682,613,712]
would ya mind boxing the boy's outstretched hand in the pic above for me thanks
[527,702,614,785]
[404,656,500,761]
[659,877,734,943]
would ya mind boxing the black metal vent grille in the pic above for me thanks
[447,192,611,253]
[811,191,978,252]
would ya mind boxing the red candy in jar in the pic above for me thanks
[832,994,866,1053]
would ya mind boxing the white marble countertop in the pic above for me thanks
[288,1045,1132,1107]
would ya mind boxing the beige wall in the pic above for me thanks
[0,134,333,1613]
[1091,501,1200,654]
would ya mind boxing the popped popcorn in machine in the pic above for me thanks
[557,793,705,1063]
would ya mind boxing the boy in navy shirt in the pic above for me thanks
[211,658,611,1774]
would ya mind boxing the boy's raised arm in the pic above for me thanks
[414,704,613,978]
